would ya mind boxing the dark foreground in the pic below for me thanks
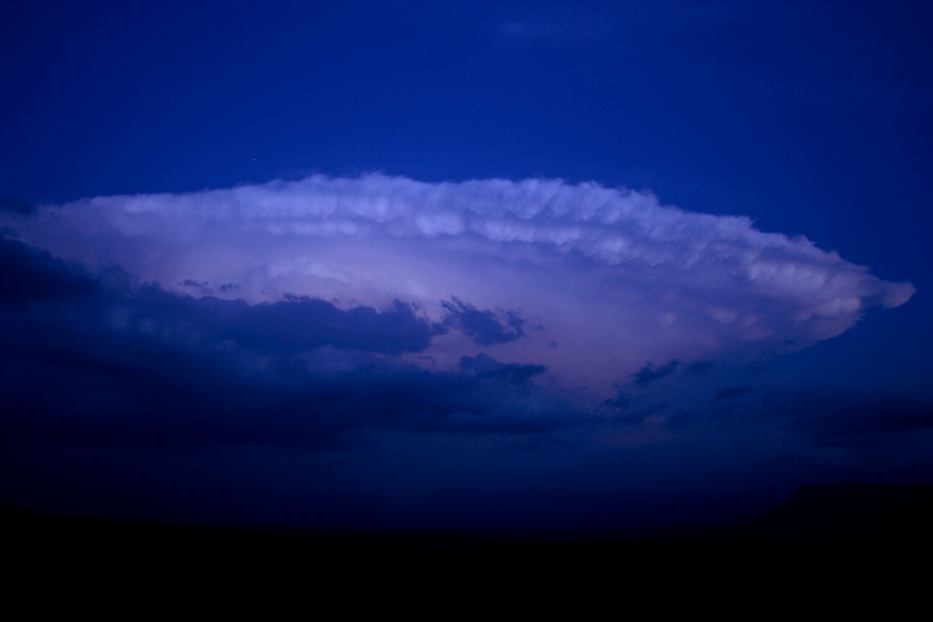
[4,483,933,602]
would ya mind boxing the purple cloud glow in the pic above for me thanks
[4,174,914,397]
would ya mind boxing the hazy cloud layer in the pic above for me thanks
[3,174,914,393]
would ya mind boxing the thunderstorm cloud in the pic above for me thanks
[3,174,913,396]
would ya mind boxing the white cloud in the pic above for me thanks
[5,174,914,394]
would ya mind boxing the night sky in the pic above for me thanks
[2,0,932,535]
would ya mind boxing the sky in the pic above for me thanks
[1,0,932,534]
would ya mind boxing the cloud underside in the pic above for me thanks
[0,175,924,525]
[6,230,927,457]
[6,174,912,390]
[0,235,571,448]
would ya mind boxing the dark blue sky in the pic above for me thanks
[1,0,932,532]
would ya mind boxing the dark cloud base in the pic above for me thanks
[0,234,571,447]
[0,233,582,525]
[2,232,933,533]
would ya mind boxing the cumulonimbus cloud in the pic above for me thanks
[4,174,914,394]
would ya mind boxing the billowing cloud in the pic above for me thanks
[0,221,923,529]
[0,233,576,453]
[2,174,914,395]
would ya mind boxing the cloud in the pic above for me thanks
[143,291,443,356]
[770,390,933,448]
[604,362,933,453]
[0,231,923,528]
[442,297,526,345]
[0,234,96,304]
[458,353,547,385]
[1,174,914,394]
[632,360,680,386]
[0,234,575,458]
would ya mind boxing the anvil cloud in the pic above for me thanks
[5,174,914,394]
